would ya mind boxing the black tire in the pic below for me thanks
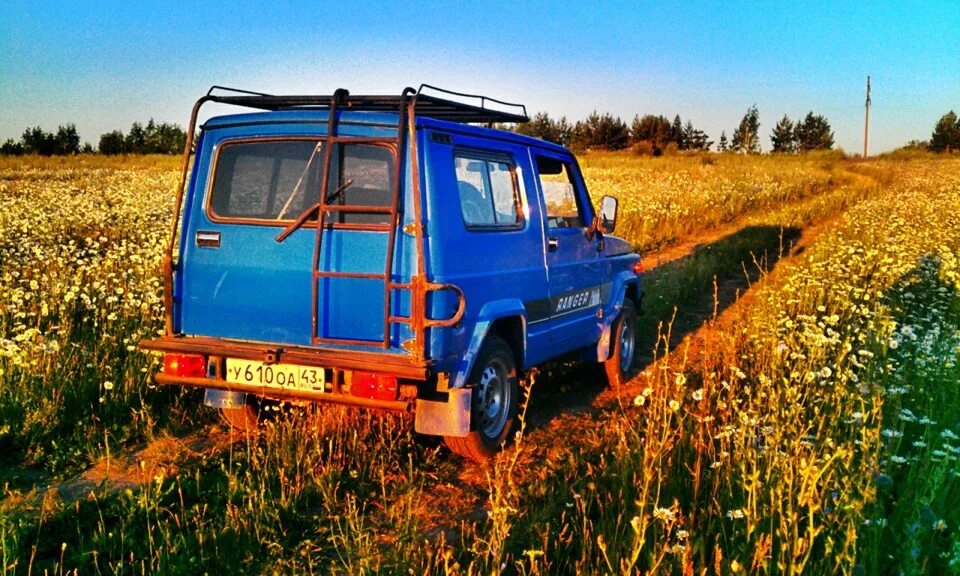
[444,335,519,461]
[604,299,637,387]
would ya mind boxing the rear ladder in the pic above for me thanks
[309,89,464,359]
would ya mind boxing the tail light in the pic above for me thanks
[633,259,644,275]
[163,353,207,378]
[350,371,398,401]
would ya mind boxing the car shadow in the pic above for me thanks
[523,224,803,430]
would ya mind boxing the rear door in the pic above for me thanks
[534,153,605,347]
[180,137,322,345]
[179,136,402,347]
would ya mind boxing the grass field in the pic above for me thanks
[1,152,958,575]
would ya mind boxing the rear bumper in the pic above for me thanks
[140,335,431,380]
[156,373,410,411]
[140,335,431,411]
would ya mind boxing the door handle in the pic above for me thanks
[547,237,559,252]
[196,231,221,248]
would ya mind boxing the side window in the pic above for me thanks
[537,156,583,229]
[454,153,522,229]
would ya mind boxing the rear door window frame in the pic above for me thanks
[204,136,398,229]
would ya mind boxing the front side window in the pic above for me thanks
[208,140,394,225]
[537,156,584,229]
[454,154,521,229]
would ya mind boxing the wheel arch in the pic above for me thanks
[451,299,527,388]
[596,272,642,362]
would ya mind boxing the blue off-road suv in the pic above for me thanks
[142,85,643,460]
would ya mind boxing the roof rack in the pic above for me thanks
[203,84,529,124]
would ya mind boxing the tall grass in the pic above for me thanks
[581,150,851,252]
[0,158,189,474]
[1,154,958,574]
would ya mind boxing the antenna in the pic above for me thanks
[863,76,871,158]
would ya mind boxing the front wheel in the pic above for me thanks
[444,335,519,461]
[604,299,637,387]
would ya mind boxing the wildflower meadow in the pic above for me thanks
[1,152,958,574]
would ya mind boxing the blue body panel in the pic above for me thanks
[177,113,414,349]
[173,109,641,378]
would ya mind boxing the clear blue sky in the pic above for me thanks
[1,1,958,153]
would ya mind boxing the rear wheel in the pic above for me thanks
[604,299,637,387]
[445,335,519,461]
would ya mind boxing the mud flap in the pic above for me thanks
[414,388,472,437]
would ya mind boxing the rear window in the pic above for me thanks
[210,140,322,221]
[330,144,394,225]
[208,140,395,225]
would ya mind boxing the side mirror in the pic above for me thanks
[599,195,618,234]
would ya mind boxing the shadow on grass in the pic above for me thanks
[524,225,803,429]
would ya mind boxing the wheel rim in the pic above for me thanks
[619,316,636,374]
[476,357,511,441]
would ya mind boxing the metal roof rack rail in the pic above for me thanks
[415,84,528,123]
[206,85,274,97]
[195,85,529,125]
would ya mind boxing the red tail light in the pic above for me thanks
[350,371,398,401]
[633,259,644,274]
[163,353,207,378]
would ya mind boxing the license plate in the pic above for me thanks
[224,358,325,391]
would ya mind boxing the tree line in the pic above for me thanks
[2,109,957,156]
[514,111,712,154]
[0,120,187,156]
[513,105,836,155]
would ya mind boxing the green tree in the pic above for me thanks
[22,126,56,155]
[572,111,629,151]
[0,138,24,155]
[770,115,797,153]
[125,122,146,154]
[515,112,570,145]
[54,124,80,155]
[630,114,672,152]
[99,130,126,155]
[731,105,761,154]
[682,119,712,151]
[929,110,960,153]
[794,112,834,151]
[671,115,685,150]
[717,131,729,152]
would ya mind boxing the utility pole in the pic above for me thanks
[863,76,871,158]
